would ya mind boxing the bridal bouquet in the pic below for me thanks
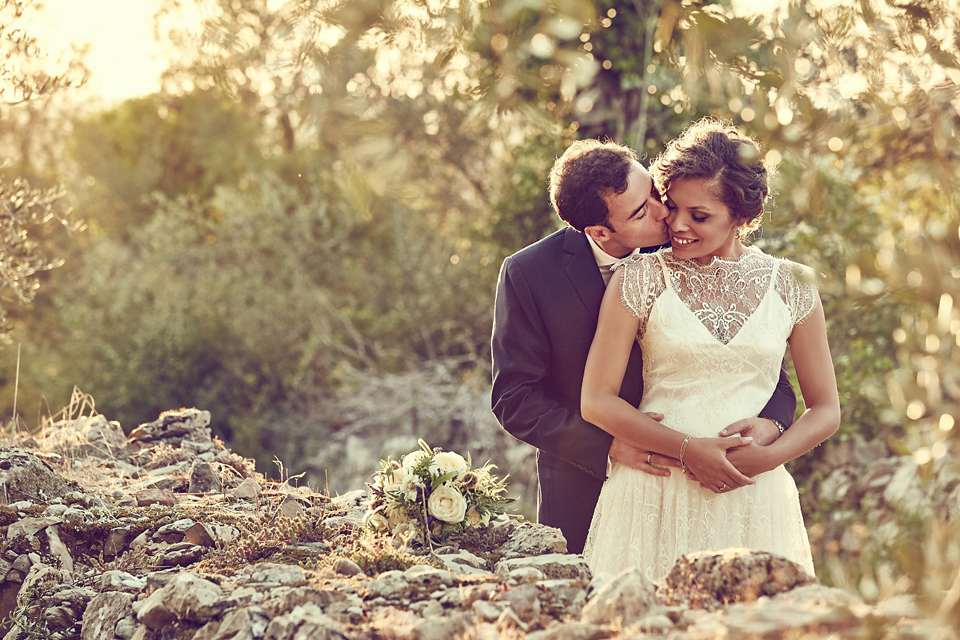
[364,439,514,545]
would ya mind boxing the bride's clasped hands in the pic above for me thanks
[679,434,757,493]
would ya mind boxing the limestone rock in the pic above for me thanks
[262,602,347,639]
[262,586,360,613]
[403,564,455,586]
[495,553,590,580]
[137,572,226,629]
[188,460,223,494]
[498,521,568,558]
[233,477,262,500]
[155,518,198,543]
[41,415,128,460]
[367,570,409,598]
[0,403,944,640]
[81,592,135,640]
[493,582,542,622]
[435,548,491,574]
[538,620,609,640]
[101,570,146,591]
[135,488,177,507]
[331,557,363,576]
[664,548,817,607]
[278,494,306,518]
[414,612,472,640]
[0,448,74,504]
[193,607,270,640]
[6,516,60,542]
[127,408,212,445]
[581,568,658,625]
[242,563,307,585]
[687,584,863,638]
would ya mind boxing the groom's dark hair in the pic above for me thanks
[549,139,639,232]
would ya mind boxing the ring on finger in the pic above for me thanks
[720,483,727,491]
[646,454,652,465]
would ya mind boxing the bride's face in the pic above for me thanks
[665,177,741,264]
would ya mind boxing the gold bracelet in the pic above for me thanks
[678,435,692,471]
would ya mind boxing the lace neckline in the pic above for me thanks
[662,246,763,269]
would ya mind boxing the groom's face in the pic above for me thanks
[594,162,669,258]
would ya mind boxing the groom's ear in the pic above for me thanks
[583,224,609,243]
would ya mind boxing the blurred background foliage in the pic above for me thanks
[0,0,959,620]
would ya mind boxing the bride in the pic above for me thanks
[581,118,840,580]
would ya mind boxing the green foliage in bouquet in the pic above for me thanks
[364,439,515,547]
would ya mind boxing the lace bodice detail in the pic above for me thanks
[618,248,818,343]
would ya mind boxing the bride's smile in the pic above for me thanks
[665,177,743,264]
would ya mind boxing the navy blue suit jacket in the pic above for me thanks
[490,227,797,553]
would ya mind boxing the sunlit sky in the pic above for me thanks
[30,0,168,103]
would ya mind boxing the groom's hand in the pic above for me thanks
[720,418,781,478]
[719,417,781,446]
[608,412,679,477]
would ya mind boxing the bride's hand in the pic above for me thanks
[682,436,756,493]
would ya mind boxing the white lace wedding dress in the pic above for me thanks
[583,247,818,580]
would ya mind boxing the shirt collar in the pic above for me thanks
[586,234,640,269]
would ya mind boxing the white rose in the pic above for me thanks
[430,451,469,475]
[427,484,468,523]
[401,450,429,470]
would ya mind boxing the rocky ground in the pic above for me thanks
[0,407,947,639]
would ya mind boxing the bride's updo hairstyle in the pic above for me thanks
[651,117,772,234]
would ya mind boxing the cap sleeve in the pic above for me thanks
[775,259,819,325]
[617,254,666,337]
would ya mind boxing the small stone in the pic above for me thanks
[104,528,131,557]
[129,530,150,550]
[187,460,222,494]
[154,519,197,544]
[581,568,658,625]
[183,522,216,547]
[243,563,307,584]
[232,477,261,500]
[101,571,146,591]
[332,557,363,576]
[13,554,32,572]
[160,544,205,567]
[367,570,408,597]
[137,572,225,630]
[499,521,567,557]
[473,600,503,622]
[135,488,177,507]
[278,494,306,518]
[46,525,74,573]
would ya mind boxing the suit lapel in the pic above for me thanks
[562,228,605,314]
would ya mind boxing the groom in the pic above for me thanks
[490,139,797,554]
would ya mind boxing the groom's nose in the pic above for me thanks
[651,198,669,222]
